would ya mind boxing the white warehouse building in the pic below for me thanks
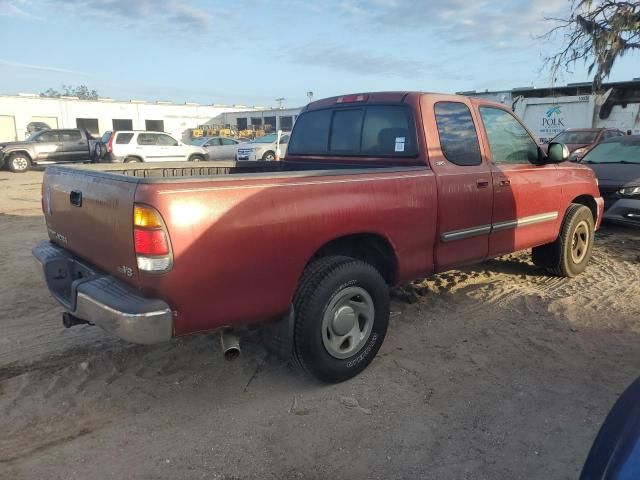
[0,94,258,142]
[209,107,303,132]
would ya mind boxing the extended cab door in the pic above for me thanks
[476,106,562,256]
[421,96,494,270]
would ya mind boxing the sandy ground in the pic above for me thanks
[0,169,639,480]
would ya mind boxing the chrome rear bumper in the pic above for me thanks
[33,240,173,344]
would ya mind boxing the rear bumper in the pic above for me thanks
[33,240,173,344]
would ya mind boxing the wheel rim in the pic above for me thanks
[12,157,28,170]
[321,286,374,359]
[192,157,201,162]
[265,153,274,161]
[571,220,589,264]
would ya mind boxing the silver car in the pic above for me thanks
[191,136,240,160]
[236,132,290,161]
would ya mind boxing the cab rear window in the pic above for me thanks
[288,105,417,156]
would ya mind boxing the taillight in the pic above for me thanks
[133,204,172,272]
[106,133,115,153]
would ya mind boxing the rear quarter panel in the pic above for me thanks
[135,169,437,335]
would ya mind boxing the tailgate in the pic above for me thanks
[43,167,140,285]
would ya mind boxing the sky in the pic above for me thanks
[0,0,638,108]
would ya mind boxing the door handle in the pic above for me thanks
[477,179,489,188]
[70,190,82,207]
[499,179,511,187]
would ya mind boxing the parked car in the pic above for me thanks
[190,136,240,160]
[101,131,209,163]
[33,91,602,383]
[549,128,625,162]
[580,135,640,227]
[0,128,99,173]
[236,132,290,161]
[580,377,640,479]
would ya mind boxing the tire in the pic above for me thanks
[532,204,595,277]
[293,256,389,383]
[262,151,275,161]
[94,143,107,162]
[124,157,141,163]
[190,155,204,162]
[7,153,31,173]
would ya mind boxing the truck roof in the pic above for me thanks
[303,91,507,111]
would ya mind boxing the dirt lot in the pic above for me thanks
[1,169,639,480]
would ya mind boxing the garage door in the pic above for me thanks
[31,116,59,129]
[0,115,17,142]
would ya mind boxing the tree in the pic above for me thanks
[543,1,640,90]
[40,85,99,100]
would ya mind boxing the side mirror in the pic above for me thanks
[547,142,569,163]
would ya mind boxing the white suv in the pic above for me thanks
[102,131,209,163]
[236,132,290,161]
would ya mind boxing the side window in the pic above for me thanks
[434,102,482,166]
[287,109,332,155]
[361,106,416,155]
[479,107,539,164]
[220,138,236,146]
[60,130,82,141]
[329,109,363,153]
[206,138,221,146]
[37,131,60,142]
[137,133,157,146]
[116,133,134,144]
[156,134,179,146]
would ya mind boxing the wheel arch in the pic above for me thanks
[7,149,33,162]
[570,195,598,223]
[304,232,399,286]
[124,155,144,163]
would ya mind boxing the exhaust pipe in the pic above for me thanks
[220,329,241,361]
[62,312,92,329]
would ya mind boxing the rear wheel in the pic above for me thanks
[293,256,389,383]
[124,157,141,163]
[190,155,204,162]
[7,153,30,173]
[262,151,275,161]
[532,204,594,277]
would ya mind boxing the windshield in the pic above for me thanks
[582,141,640,164]
[553,130,598,144]
[27,131,42,141]
[251,133,277,143]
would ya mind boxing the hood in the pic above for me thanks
[583,162,640,188]
[0,140,34,148]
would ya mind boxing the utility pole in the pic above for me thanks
[275,97,285,109]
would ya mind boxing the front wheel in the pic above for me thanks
[7,153,31,173]
[293,256,389,383]
[262,151,275,161]
[532,204,595,277]
[190,155,204,162]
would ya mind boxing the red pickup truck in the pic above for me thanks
[33,92,603,383]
